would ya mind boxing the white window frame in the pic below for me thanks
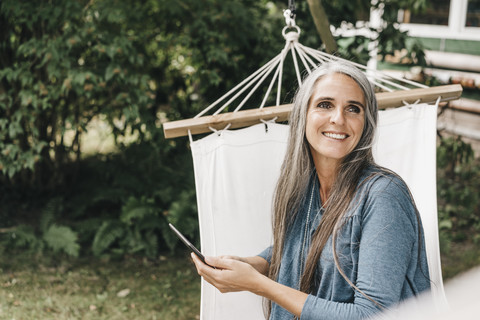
[399,0,480,41]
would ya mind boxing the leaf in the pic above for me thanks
[73,72,87,86]
[439,219,453,230]
[7,166,16,179]
[43,225,80,257]
[96,292,108,301]
[8,122,23,138]
[105,65,119,81]
[120,196,158,224]
[92,220,125,256]
[40,198,61,232]
[7,225,41,250]
[0,119,7,130]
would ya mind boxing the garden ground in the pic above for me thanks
[0,251,200,320]
[1,242,479,320]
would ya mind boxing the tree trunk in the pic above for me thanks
[306,0,338,54]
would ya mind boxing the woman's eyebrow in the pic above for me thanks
[312,96,334,101]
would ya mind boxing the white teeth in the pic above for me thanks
[324,132,347,140]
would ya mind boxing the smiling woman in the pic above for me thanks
[191,61,431,320]
[305,73,366,188]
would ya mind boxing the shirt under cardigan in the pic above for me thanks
[258,166,431,320]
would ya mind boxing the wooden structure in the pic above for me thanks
[163,84,462,139]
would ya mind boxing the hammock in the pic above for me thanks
[163,8,462,320]
[163,11,461,139]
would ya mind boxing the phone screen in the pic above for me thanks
[168,223,214,268]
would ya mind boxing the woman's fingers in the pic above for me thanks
[204,256,237,270]
[190,253,238,293]
[218,255,244,262]
[191,252,211,273]
[190,253,260,293]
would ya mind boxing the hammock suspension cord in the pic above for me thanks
[168,4,461,141]
[192,14,427,131]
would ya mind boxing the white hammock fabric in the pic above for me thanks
[191,123,288,320]
[191,102,445,320]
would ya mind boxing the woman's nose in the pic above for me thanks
[330,107,345,125]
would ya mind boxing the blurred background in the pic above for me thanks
[0,0,479,319]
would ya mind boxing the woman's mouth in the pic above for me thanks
[323,132,348,140]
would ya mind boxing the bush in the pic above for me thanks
[0,0,282,258]
[437,136,480,248]
[0,0,447,259]
[1,136,198,258]
[0,0,155,185]
[3,198,80,257]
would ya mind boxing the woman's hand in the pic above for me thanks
[219,255,270,275]
[191,253,308,317]
[191,253,265,294]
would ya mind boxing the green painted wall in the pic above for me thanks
[414,37,480,56]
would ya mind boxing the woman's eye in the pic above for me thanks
[347,105,361,114]
[316,101,331,109]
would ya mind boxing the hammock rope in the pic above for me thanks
[194,11,431,131]
[165,6,462,140]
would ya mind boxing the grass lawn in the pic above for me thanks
[440,241,480,280]
[1,241,479,320]
[0,251,200,320]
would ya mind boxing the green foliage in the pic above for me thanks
[4,225,43,251]
[150,0,286,116]
[376,0,428,65]
[89,191,197,258]
[3,199,80,257]
[0,0,154,183]
[91,196,162,258]
[0,0,440,259]
[437,136,480,247]
[43,225,80,257]
[376,23,426,66]
[321,0,428,66]
[92,220,125,257]
[336,36,371,65]
[0,0,280,257]
[322,0,371,26]
[86,137,199,257]
[163,189,200,251]
[62,136,198,258]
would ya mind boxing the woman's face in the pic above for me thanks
[305,73,366,168]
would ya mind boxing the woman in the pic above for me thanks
[191,61,431,320]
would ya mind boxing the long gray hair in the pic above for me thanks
[266,60,380,315]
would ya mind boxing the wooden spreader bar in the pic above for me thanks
[163,84,462,139]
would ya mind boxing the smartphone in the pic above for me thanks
[168,223,214,268]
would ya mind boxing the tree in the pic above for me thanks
[320,0,429,64]
[307,0,338,53]
[0,0,287,256]
[0,0,433,257]
[0,0,155,187]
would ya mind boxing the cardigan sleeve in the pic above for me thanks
[300,176,423,320]
[257,245,273,265]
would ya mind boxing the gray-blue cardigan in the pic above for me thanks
[259,166,431,320]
